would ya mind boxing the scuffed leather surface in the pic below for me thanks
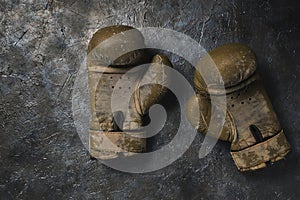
[87,25,147,66]
[88,26,173,158]
[231,130,290,171]
[88,26,148,158]
[190,43,291,171]
[228,76,282,149]
[195,43,257,89]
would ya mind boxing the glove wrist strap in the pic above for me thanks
[89,130,146,159]
[230,130,290,171]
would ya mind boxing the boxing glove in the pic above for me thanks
[186,43,290,171]
[87,25,172,159]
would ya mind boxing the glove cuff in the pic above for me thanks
[90,130,146,159]
[230,130,290,171]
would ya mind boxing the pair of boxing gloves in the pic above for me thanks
[87,25,290,171]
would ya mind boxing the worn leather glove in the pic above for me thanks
[186,43,290,171]
[87,25,172,159]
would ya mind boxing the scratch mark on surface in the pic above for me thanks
[70,0,79,7]
[69,9,88,19]
[199,19,207,44]
[43,132,59,141]
[227,12,230,27]
[56,73,72,102]
[45,0,54,10]
[14,29,29,46]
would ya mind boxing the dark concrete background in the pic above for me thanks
[0,0,299,199]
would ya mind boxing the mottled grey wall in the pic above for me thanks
[0,0,299,199]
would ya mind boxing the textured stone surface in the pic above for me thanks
[0,0,299,199]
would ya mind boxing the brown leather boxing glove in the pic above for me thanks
[87,25,172,159]
[186,43,290,171]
